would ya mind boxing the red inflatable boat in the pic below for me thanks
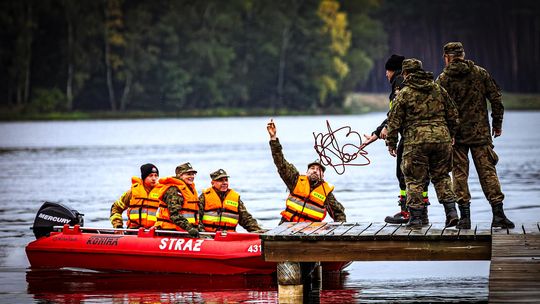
[25,202,349,275]
[26,225,277,275]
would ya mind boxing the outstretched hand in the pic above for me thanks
[267,118,277,140]
[360,133,378,149]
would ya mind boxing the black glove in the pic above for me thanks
[188,227,200,238]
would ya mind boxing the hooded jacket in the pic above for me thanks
[436,58,503,145]
[387,69,459,148]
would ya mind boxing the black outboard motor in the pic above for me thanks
[32,201,84,239]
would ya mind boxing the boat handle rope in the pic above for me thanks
[52,225,217,236]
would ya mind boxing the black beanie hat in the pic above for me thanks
[385,54,405,71]
[140,163,159,180]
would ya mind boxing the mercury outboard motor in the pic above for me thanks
[31,201,84,239]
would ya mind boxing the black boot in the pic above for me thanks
[406,206,424,230]
[421,197,430,225]
[456,204,471,229]
[491,202,515,229]
[421,206,429,225]
[443,202,459,227]
[384,196,410,224]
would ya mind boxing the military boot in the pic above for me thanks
[443,202,459,227]
[384,195,410,224]
[491,202,515,229]
[456,204,471,229]
[406,206,424,230]
[421,197,430,225]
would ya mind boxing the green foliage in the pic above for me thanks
[28,88,66,113]
[0,0,387,115]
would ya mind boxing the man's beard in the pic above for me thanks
[308,174,321,184]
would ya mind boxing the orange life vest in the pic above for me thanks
[281,175,334,222]
[125,177,161,229]
[154,177,199,231]
[201,187,240,232]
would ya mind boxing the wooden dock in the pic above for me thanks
[260,222,540,303]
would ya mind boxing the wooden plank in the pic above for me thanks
[293,222,327,236]
[262,239,491,262]
[422,222,443,240]
[489,234,540,302]
[522,222,540,235]
[339,223,371,237]
[508,223,525,235]
[441,225,460,239]
[324,222,356,236]
[392,225,411,240]
[408,223,432,239]
[492,225,509,235]
[308,222,341,236]
[374,223,401,240]
[275,222,312,236]
[358,222,387,237]
[262,222,297,237]
[475,222,493,240]
[491,234,540,258]
[458,223,476,239]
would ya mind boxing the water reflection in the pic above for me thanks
[27,269,278,303]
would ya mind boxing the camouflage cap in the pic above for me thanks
[307,159,326,172]
[402,58,423,73]
[443,42,464,55]
[175,162,197,176]
[210,168,229,180]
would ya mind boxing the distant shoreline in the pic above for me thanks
[1,92,539,122]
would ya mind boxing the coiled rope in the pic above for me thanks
[313,120,371,175]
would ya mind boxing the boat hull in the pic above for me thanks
[26,226,276,275]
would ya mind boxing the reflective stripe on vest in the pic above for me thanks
[125,176,161,229]
[280,175,334,222]
[154,177,199,231]
[202,187,240,232]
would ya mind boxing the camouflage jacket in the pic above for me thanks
[436,58,503,145]
[198,190,262,232]
[162,185,196,231]
[372,71,405,137]
[387,70,459,149]
[110,189,132,228]
[269,139,346,222]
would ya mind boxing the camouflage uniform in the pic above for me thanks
[373,70,412,193]
[436,43,504,206]
[161,184,197,231]
[198,191,262,232]
[386,59,459,212]
[110,189,132,228]
[269,139,346,222]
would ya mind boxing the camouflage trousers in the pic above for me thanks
[452,144,504,206]
[401,142,456,208]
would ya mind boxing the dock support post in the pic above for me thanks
[277,261,303,303]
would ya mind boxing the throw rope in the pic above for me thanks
[313,120,371,175]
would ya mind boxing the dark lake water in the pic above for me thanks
[1,112,539,303]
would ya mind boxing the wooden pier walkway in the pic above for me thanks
[260,221,540,303]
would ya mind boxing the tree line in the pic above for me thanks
[1,0,538,114]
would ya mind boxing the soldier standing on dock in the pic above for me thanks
[436,42,514,229]
[386,59,460,229]
[266,119,346,224]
